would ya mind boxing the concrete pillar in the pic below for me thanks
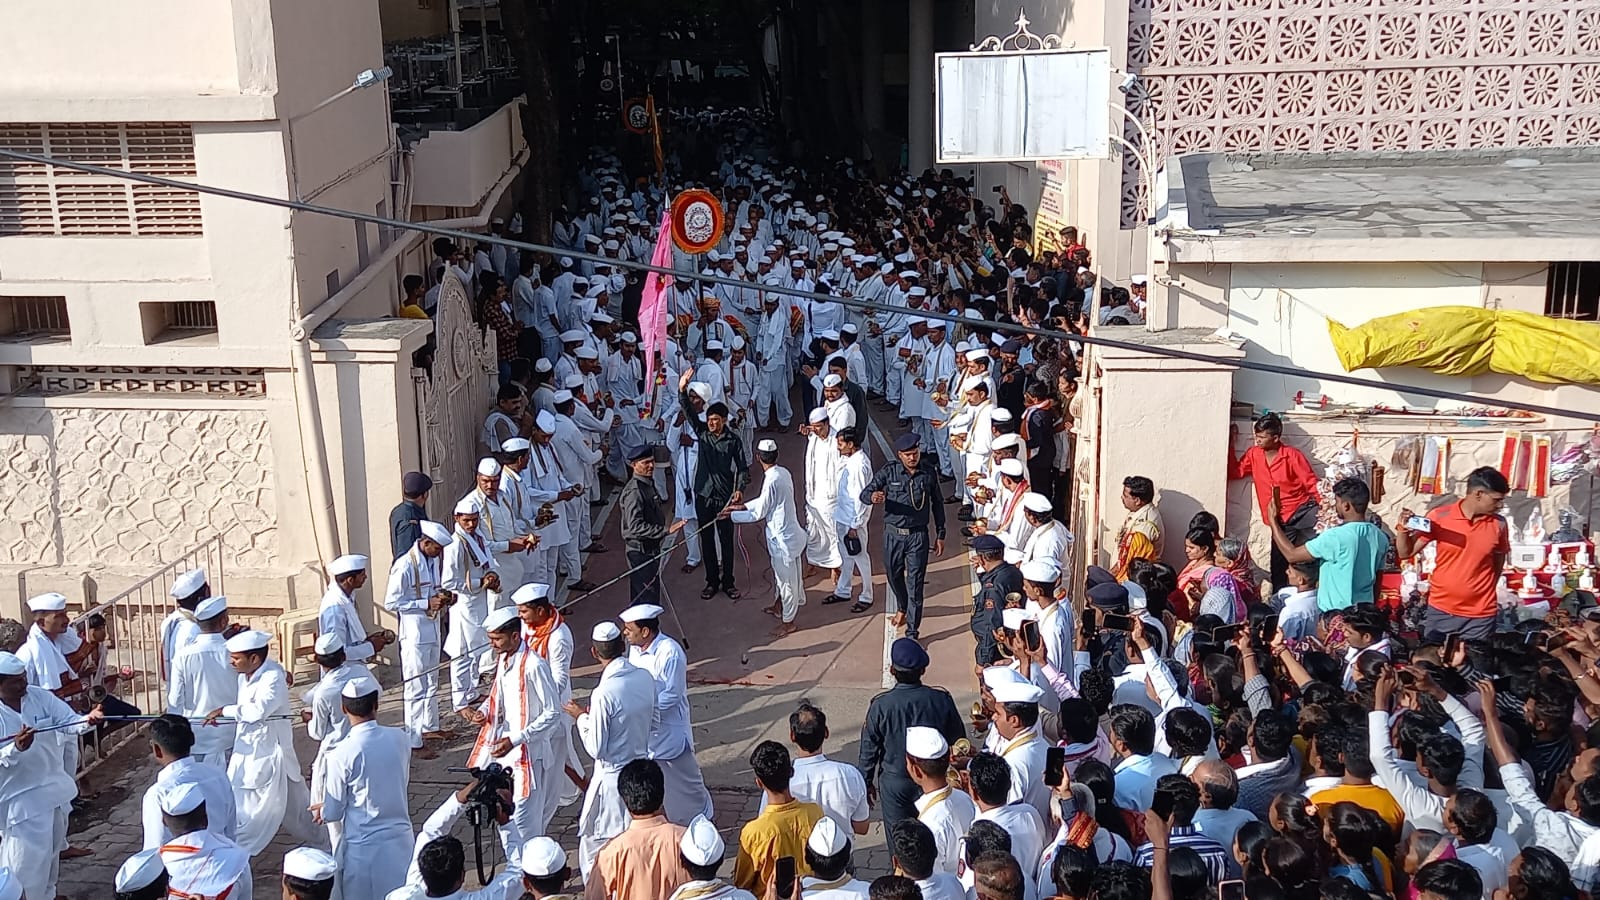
[907,0,934,173]
[860,0,885,168]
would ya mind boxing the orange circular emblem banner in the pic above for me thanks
[669,190,724,255]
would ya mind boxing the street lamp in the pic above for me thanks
[286,66,395,201]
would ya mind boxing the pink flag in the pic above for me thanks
[637,213,675,416]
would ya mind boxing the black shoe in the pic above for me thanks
[943,494,961,504]
[957,507,975,522]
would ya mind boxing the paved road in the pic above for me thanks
[62,392,986,897]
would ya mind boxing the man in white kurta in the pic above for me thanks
[621,606,714,825]
[468,458,533,613]
[467,607,564,845]
[832,432,875,608]
[161,567,207,681]
[217,630,317,856]
[803,408,843,573]
[0,650,100,900]
[569,622,656,880]
[318,554,384,664]
[523,423,581,588]
[727,441,809,633]
[1019,496,1072,573]
[157,782,255,900]
[957,379,996,508]
[303,631,375,846]
[384,521,452,750]
[442,498,499,712]
[552,395,604,587]
[906,727,977,876]
[141,713,238,849]
[754,296,793,428]
[515,583,585,821]
[320,674,415,900]
[920,322,958,476]
[166,595,238,769]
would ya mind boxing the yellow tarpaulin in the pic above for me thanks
[1328,306,1600,385]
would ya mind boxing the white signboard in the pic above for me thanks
[935,48,1112,163]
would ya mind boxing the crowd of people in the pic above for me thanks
[0,108,1574,900]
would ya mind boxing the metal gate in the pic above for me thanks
[414,270,496,520]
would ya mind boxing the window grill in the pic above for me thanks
[1545,262,1600,322]
[0,295,70,339]
[0,123,203,236]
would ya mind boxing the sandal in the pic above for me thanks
[821,593,852,605]
[681,563,699,574]
[849,601,872,614]
[701,586,718,600]
[724,586,743,600]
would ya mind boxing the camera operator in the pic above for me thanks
[391,771,525,900]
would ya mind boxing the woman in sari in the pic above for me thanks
[1178,527,1246,623]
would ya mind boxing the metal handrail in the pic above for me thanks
[68,537,226,774]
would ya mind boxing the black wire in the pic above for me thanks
[1,147,1592,424]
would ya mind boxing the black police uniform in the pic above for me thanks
[859,453,947,639]
[619,470,670,606]
[972,560,1023,665]
[857,680,966,831]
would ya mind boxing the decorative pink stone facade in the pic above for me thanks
[1121,0,1600,225]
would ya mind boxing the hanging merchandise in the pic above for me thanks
[1391,436,1423,491]
[1531,436,1551,498]
[1317,443,1370,531]
[1417,436,1449,494]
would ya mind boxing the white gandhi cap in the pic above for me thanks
[807,816,849,856]
[621,604,664,622]
[171,568,207,598]
[420,521,452,544]
[756,439,778,452]
[0,654,23,677]
[808,407,828,423]
[1020,560,1060,583]
[340,674,381,699]
[159,781,206,815]
[453,496,482,516]
[521,837,568,877]
[483,606,521,633]
[992,679,1046,705]
[225,630,270,653]
[680,814,725,866]
[26,592,66,613]
[503,437,531,453]
[282,847,338,881]
[329,554,368,577]
[998,458,1025,477]
[512,583,552,605]
[982,665,1027,690]
[1022,492,1052,514]
[477,458,502,477]
[314,632,344,655]
[905,726,949,760]
[114,850,166,893]
[194,595,228,620]
[592,621,622,641]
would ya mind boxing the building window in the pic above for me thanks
[140,300,218,345]
[0,295,70,342]
[0,123,203,236]
[1546,262,1600,321]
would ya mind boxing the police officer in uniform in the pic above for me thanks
[969,534,1023,667]
[619,445,685,606]
[857,638,965,832]
[860,432,947,639]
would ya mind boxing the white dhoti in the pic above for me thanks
[578,765,629,881]
[231,750,319,856]
[963,453,988,504]
[755,367,792,427]
[0,812,62,900]
[445,601,488,710]
[658,750,714,825]
[863,335,886,393]
[489,554,523,612]
[509,749,560,844]
[804,502,841,569]
[333,825,412,900]
[772,549,805,624]
[673,477,702,568]
[542,721,585,825]
[401,639,441,747]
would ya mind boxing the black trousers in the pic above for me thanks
[694,497,737,590]
[1270,500,1322,591]
[1027,456,1055,505]
[885,528,931,638]
[626,541,661,607]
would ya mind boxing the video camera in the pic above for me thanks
[446,763,516,819]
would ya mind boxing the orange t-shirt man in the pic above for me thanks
[1417,500,1511,619]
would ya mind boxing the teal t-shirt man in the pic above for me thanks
[1304,520,1387,611]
